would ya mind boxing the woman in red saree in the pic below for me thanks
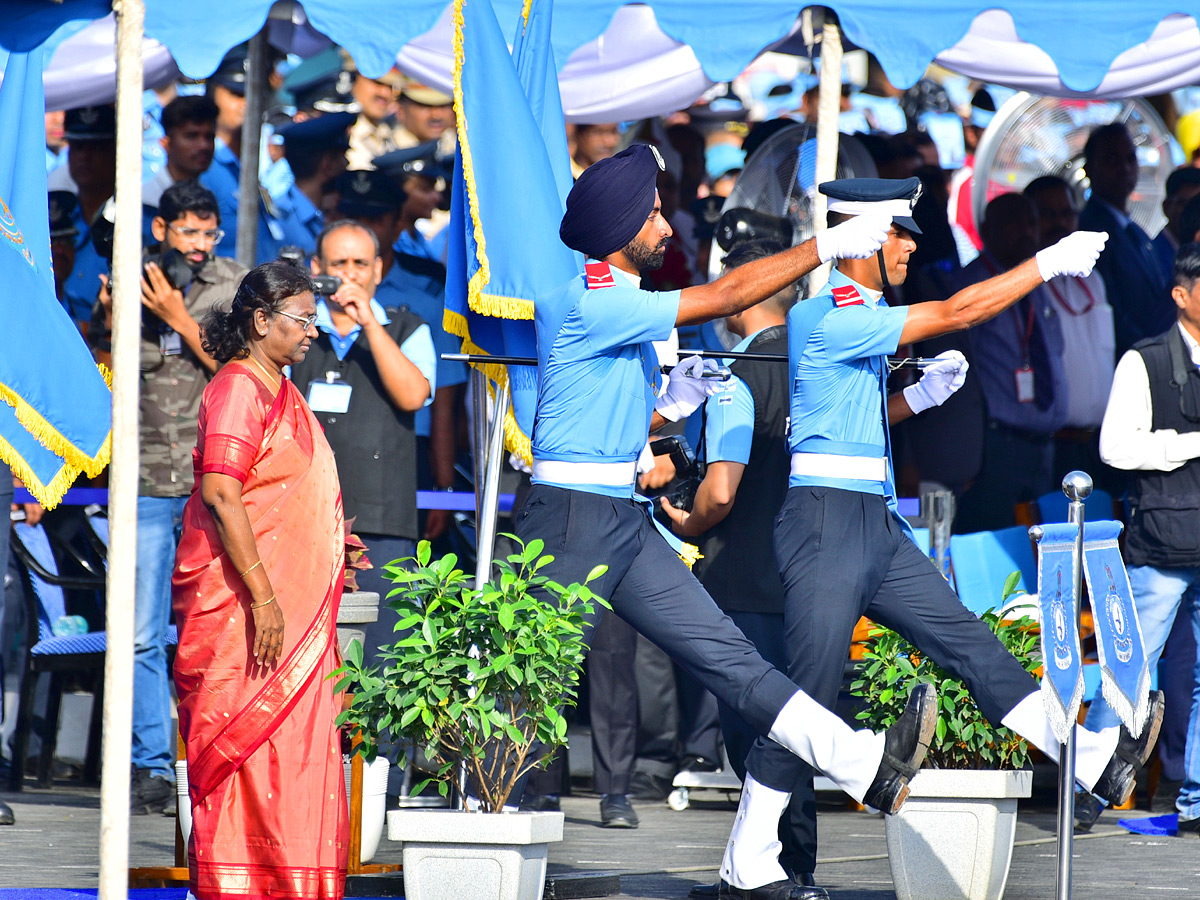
[173,262,348,900]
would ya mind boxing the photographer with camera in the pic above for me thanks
[657,239,820,899]
[90,178,245,816]
[289,220,435,666]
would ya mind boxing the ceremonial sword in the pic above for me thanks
[441,352,937,372]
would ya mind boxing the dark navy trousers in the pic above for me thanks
[515,484,797,739]
[745,485,1039,796]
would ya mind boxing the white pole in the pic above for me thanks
[100,2,143,899]
[812,21,843,287]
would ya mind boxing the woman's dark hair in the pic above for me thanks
[201,262,315,363]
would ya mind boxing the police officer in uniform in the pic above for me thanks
[658,239,822,899]
[513,144,943,850]
[724,178,1164,900]
[289,220,436,662]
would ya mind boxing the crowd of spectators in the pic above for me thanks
[1,45,1198,841]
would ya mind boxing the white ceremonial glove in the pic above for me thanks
[1035,230,1109,281]
[815,214,891,264]
[636,441,657,475]
[656,355,721,422]
[902,350,969,414]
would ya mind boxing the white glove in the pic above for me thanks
[656,355,721,421]
[902,350,969,414]
[816,214,891,264]
[1035,230,1109,281]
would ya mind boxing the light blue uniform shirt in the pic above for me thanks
[272,184,324,257]
[200,139,286,265]
[61,204,108,324]
[685,330,761,466]
[787,268,907,495]
[313,296,437,406]
[375,260,468,438]
[532,265,680,497]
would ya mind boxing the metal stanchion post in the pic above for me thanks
[921,489,955,577]
[475,382,510,590]
[1056,470,1092,900]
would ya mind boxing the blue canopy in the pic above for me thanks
[2,1,1195,94]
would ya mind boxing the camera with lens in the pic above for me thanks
[278,245,341,296]
[650,435,703,512]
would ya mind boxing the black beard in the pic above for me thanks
[623,235,667,272]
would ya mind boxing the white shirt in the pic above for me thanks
[1044,271,1115,428]
[1100,322,1200,470]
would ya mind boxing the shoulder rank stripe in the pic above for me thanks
[831,284,864,307]
[585,261,616,289]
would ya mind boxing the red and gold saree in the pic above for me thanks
[173,362,347,900]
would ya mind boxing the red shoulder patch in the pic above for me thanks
[585,261,616,290]
[831,284,864,307]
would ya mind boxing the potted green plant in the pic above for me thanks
[850,573,1040,900]
[334,537,606,900]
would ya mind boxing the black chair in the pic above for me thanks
[8,520,107,789]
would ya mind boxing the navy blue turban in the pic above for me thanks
[559,143,666,259]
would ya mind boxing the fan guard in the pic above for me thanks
[973,93,1177,238]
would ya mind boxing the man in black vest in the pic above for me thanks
[1076,241,1200,835]
[291,220,436,662]
[659,239,824,899]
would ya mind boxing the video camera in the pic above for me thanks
[277,245,341,296]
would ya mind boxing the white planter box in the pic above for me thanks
[885,769,1032,900]
[387,808,564,900]
[177,756,390,865]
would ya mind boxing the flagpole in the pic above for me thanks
[813,15,843,287]
[100,2,144,900]
[1057,470,1092,900]
[236,28,267,267]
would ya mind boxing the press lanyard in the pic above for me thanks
[1045,276,1096,316]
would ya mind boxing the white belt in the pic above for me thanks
[532,459,637,488]
[790,452,887,482]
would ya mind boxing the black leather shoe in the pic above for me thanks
[862,682,936,815]
[1073,789,1103,832]
[1177,815,1200,837]
[718,878,828,900]
[0,799,13,826]
[599,793,638,828]
[1092,690,1165,807]
[519,792,561,812]
[688,882,719,899]
[131,768,173,816]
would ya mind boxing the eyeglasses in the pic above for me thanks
[274,309,319,329]
[167,223,225,244]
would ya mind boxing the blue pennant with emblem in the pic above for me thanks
[1081,520,1151,737]
[1032,522,1085,744]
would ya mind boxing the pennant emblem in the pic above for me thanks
[832,284,863,307]
[585,260,616,290]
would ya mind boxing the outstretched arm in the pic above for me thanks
[899,231,1108,344]
[675,215,890,326]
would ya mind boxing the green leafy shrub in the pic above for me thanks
[850,572,1040,770]
[334,537,607,812]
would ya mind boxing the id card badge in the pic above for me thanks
[159,331,182,356]
[1015,364,1035,403]
[307,380,353,414]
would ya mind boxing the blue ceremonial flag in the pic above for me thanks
[0,48,111,506]
[444,0,580,463]
[1033,522,1085,744]
[1082,520,1152,737]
